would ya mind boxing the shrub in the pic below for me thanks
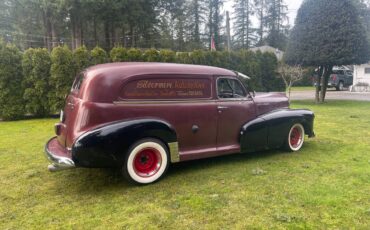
[110,46,128,62]
[189,50,206,64]
[91,46,108,65]
[176,52,191,64]
[22,48,51,116]
[49,46,75,113]
[257,52,285,92]
[159,49,176,63]
[127,48,142,61]
[73,45,90,73]
[0,41,24,120]
[143,48,160,62]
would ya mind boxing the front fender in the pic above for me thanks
[72,119,178,167]
[240,109,315,153]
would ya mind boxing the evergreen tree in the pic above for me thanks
[0,40,24,120]
[254,0,268,45]
[73,45,91,73]
[91,46,108,65]
[233,0,256,49]
[49,46,75,112]
[188,0,207,48]
[285,0,370,103]
[208,0,224,50]
[110,46,128,62]
[22,48,51,116]
[264,0,289,49]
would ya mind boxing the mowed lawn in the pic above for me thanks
[0,101,369,229]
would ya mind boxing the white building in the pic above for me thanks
[249,45,284,61]
[352,63,370,92]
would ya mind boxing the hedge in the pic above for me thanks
[0,45,284,120]
[0,41,25,120]
[49,46,75,113]
[22,48,51,116]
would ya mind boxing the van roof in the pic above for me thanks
[85,62,236,78]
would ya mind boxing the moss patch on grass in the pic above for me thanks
[0,101,369,229]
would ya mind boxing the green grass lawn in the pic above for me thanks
[0,101,369,229]
[290,86,315,91]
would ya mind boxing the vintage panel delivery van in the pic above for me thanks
[45,63,315,184]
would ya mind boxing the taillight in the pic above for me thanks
[331,75,337,81]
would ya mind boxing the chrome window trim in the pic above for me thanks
[216,76,251,101]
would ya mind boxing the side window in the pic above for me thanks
[217,78,247,99]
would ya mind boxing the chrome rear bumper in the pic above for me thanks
[45,137,75,172]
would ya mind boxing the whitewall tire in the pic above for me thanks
[123,138,169,184]
[285,123,305,152]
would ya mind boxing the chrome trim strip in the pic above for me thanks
[113,98,253,105]
[114,100,217,105]
[168,142,180,163]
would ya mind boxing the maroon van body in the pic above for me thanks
[45,62,315,184]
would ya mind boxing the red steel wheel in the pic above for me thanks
[123,138,169,184]
[286,123,305,152]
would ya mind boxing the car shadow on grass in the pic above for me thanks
[51,142,318,194]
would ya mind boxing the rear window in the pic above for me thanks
[119,77,212,100]
[71,73,84,92]
[333,70,344,75]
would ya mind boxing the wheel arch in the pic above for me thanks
[240,109,315,152]
[71,118,179,167]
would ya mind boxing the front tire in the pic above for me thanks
[285,123,305,152]
[123,138,169,184]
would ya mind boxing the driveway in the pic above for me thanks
[290,89,370,101]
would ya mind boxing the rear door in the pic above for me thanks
[216,77,256,154]
[60,73,84,147]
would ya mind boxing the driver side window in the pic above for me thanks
[217,78,247,99]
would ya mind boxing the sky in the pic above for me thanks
[224,0,304,26]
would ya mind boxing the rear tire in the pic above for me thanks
[123,138,169,184]
[336,81,344,91]
[285,123,305,152]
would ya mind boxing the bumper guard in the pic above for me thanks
[44,137,75,172]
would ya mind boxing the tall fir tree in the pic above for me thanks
[188,0,207,48]
[233,0,256,49]
[207,0,224,50]
[264,0,289,49]
[254,0,268,45]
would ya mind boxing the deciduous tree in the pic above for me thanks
[285,0,370,103]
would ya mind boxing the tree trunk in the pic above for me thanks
[319,65,333,103]
[71,15,76,49]
[130,25,134,47]
[105,21,111,49]
[51,21,58,48]
[315,66,322,103]
[93,18,98,46]
[43,10,52,51]
[122,27,126,47]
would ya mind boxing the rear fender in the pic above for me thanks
[72,119,178,167]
